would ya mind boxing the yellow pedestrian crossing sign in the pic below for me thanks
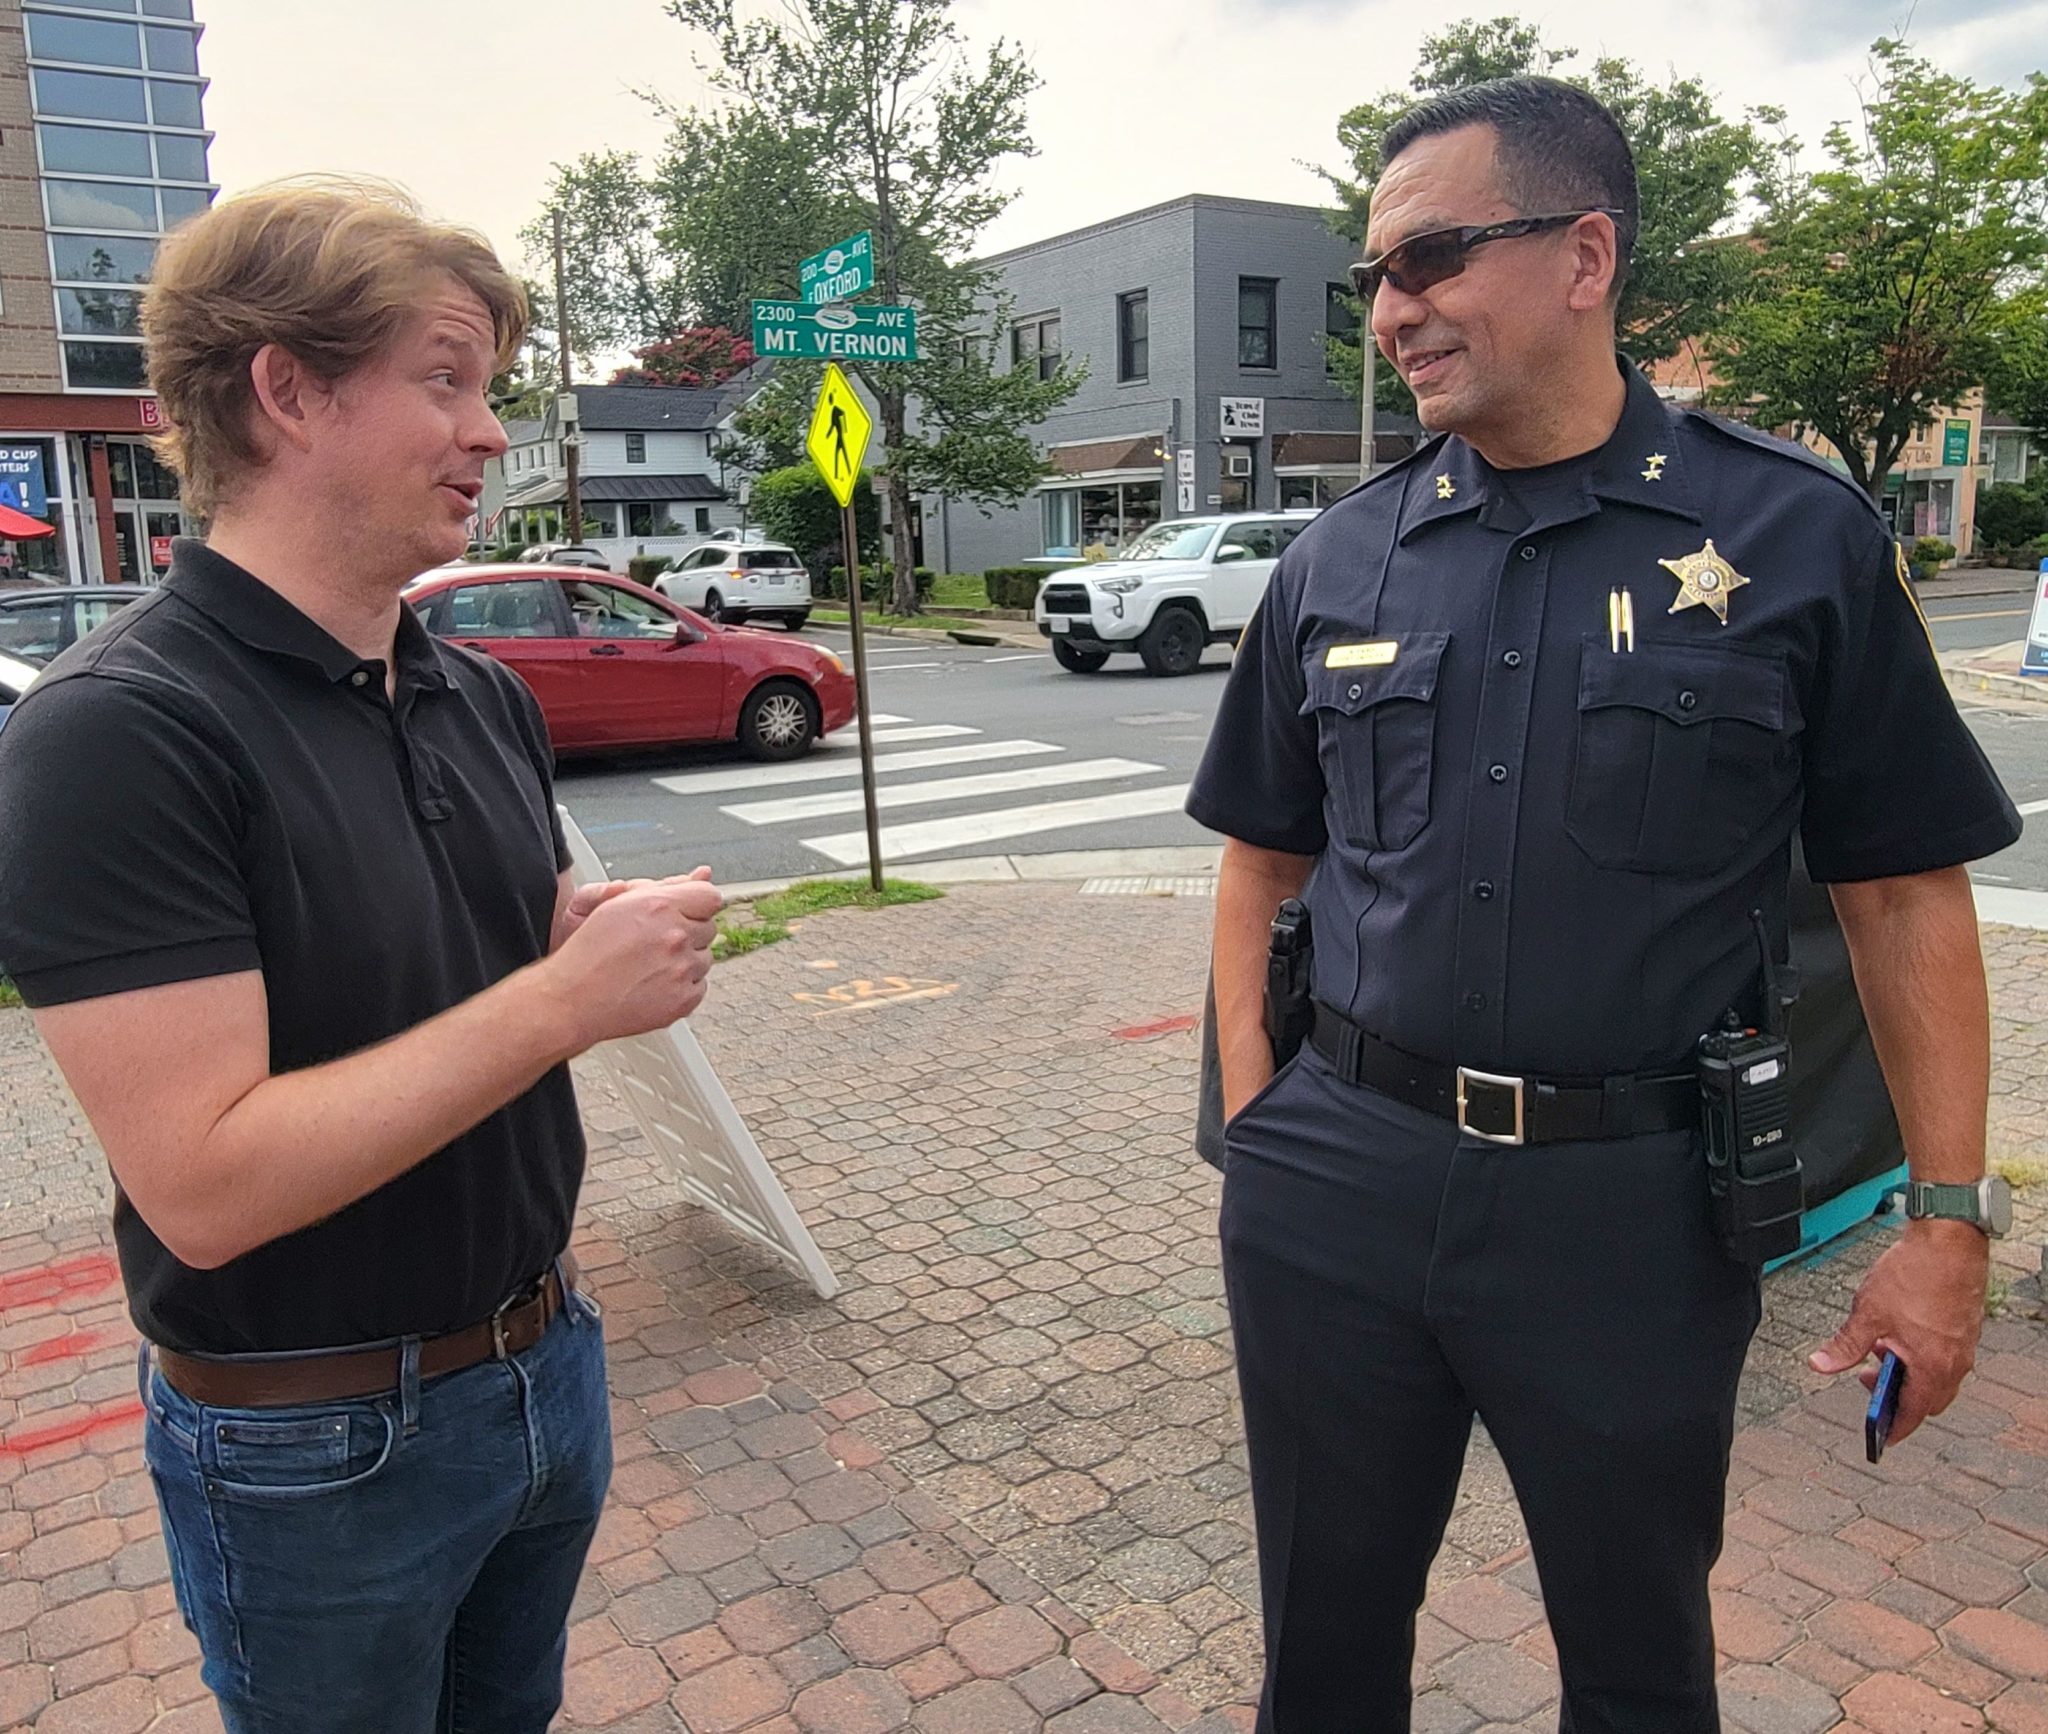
[806,363,871,508]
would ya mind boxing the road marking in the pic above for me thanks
[2016,799,2048,816]
[1929,607,2028,623]
[865,724,979,744]
[870,661,943,672]
[793,976,960,1018]
[861,713,912,725]
[801,783,1193,864]
[980,653,1043,664]
[652,739,1062,796]
[722,757,1163,824]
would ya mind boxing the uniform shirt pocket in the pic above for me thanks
[1566,640,1796,874]
[1300,632,1449,853]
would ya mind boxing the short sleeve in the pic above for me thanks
[1185,559,1326,854]
[0,676,259,1006]
[501,664,570,872]
[1800,529,2019,882]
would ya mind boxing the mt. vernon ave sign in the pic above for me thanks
[752,299,920,362]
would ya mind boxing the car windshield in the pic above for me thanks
[1119,521,1217,562]
[739,549,799,570]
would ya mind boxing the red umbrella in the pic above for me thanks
[0,503,53,541]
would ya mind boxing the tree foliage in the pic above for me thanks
[1321,16,1770,417]
[748,463,881,571]
[520,152,693,363]
[610,327,755,387]
[1708,41,2048,498]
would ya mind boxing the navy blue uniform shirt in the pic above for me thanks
[1187,362,2020,1079]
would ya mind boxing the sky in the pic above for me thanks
[200,0,2048,284]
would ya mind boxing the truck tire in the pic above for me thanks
[1053,638,1110,673]
[1138,605,1204,677]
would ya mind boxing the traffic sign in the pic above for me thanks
[807,363,871,509]
[801,231,873,305]
[753,299,919,362]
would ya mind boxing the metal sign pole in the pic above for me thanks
[840,502,885,891]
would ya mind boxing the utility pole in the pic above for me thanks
[551,208,583,545]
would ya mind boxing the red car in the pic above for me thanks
[404,564,855,760]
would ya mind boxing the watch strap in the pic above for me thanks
[1906,1179,1983,1225]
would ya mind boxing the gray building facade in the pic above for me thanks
[931,194,1397,575]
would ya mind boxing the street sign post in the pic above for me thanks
[801,231,874,305]
[752,299,920,361]
[806,362,885,889]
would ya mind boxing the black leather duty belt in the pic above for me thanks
[1309,1003,1696,1147]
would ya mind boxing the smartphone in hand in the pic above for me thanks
[1865,1351,1905,1464]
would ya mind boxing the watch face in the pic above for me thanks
[1982,1176,2014,1238]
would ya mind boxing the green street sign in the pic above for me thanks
[1942,418,1972,468]
[801,231,873,305]
[752,299,920,362]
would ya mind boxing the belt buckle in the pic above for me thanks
[1456,1067,1526,1146]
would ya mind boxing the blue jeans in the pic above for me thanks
[141,1283,612,1734]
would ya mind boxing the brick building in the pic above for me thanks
[0,0,211,586]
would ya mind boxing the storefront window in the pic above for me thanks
[1042,480,1161,555]
[1279,474,1351,509]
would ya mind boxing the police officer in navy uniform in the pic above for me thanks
[1190,78,2021,1732]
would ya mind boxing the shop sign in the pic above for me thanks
[0,446,49,516]
[150,535,173,569]
[1941,419,1971,467]
[1219,397,1265,437]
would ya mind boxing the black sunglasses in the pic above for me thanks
[1349,208,1622,300]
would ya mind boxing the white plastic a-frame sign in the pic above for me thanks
[560,809,839,1299]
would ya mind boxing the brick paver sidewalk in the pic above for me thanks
[0,883,2042,1732]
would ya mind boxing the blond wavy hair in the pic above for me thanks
[142,177,527,517]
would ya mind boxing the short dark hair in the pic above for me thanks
[1380,76,1638,297]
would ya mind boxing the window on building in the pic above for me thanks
[627,502,656,538]
[45,177,156,230]
[58,285,142,336]
[142,25,198,74]
[143,0,197,18]
[38,124,152,177]
[1239,278,1277,370]
[147,79,202,128]
[1117,291,1148,383]
[26,13,143,70]
[153,132,207,182]
[625,432,646,464]
[50,233,154,284]
[62,341,148,390]
[695,506,712,532]
[1011,313,1061,382]
[1326,283,1360,376]
[32,68,148,123]
[1041,481,1162,556]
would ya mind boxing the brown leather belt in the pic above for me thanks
[154,1253,582,1409]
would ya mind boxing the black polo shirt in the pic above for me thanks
[1188,361,2020,1079]
[0,541,582,1355]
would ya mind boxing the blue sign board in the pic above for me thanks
[0,446,48,517]
[2022,559,2048,676]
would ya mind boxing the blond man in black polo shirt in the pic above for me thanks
[0,180,723,1733]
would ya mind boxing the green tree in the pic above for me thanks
[748,463,881,575]
[662,0,1081,615]
[520,151,694,363]
[1708,41,2048,499]
[1985,308,2048,442]
[1321,16,1770,418]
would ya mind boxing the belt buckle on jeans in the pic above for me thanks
[1456,1067,1526,1146]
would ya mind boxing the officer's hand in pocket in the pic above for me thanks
[1808,1219,1989,1446]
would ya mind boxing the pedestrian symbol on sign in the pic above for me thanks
[805,363,872,509]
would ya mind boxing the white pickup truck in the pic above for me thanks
[1032,511,1317,675]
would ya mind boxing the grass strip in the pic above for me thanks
[711,878,942,962]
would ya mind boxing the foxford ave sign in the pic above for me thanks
[800,231,874,305]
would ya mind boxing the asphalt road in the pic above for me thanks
[554,574,2048,894]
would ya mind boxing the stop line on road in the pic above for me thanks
[647,710,1191,862]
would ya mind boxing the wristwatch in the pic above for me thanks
[1904,1176,2013,1239]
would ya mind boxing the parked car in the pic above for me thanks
[0,649,38,734]
[656,540,812,629]
[1034,512,1318,676]
[0,584,144,665]
[403,564,854,761]
[516,543,611,570]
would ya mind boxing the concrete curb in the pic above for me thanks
[721,843,1222,905]
[1940,639,2048,708]
[811,616,1047,651]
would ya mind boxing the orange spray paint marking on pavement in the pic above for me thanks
[1113,1012,1202,1041]
[18,1330,110,1368]
[1,1401,144,1457]
[0,1251,121,1313]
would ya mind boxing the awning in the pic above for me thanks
[506,474,727,508]
[1046,436,1164,476]
[0,503,55,540]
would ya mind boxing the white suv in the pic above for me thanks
[657,541,813,629]
[1034,512,1316,676]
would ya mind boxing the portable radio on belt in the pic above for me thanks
[1698,911,1804,1265]
[1265,898,1314,1067]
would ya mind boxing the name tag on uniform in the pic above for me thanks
[1324,641,1399,669]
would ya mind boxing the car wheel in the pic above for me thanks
[1138,606,1204,677]
[703,589,727,623]
[1052,638,1110,674]
[740,681,819,762]
[784,611,811,631]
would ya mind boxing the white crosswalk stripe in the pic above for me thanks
[864,724,979,744]
[652,738,1060,797]
[801,783,1193,865]
[721,757,1161,825]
